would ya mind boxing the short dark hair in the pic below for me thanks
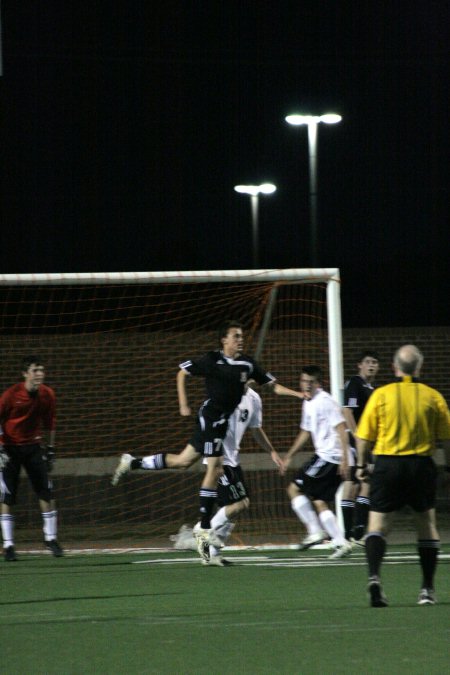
[218,320,243,343]
[357,350,379,363]
[301,365,322,383]
[22,356,43,373]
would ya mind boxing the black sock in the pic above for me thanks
[365,532,386,579]
[199,489,217,529]
[353,496,370,539]
[341,500,355,540]
[417,540,440,589]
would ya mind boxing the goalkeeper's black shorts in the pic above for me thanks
[2,443,52,505]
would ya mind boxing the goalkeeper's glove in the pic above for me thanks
[0,448,9,470]
[42,446,56,473]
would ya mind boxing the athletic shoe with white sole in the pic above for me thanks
[297,531,326,551]
[350,537,365,548]
[417,588,436,605]
[328,541,353,559]
[194,528,211,562]
[367,578,388,607]
[111,453,134,485]
[193,522,224,548]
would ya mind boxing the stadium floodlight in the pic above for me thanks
[285,113,342,266]
[233,184,277,267]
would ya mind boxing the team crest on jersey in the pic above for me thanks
[240,372,248,382]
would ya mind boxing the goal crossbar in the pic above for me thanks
[0,268,340,285]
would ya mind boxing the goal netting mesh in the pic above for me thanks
[0,269,343,548]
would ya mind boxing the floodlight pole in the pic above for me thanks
[250,195,260,268]
[234,184,277,269]
[307,121,319,268]
[285,114,342,267]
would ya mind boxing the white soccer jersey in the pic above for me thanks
[203,387,262,468]
[300,388,347,465]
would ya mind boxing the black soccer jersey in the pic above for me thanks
[343,375,375,424]
[179,350,275,416]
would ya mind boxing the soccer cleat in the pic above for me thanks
[194,528,211,562]
[202,555,234,567]
[417,588,436,605]
[111,453,134,485]
[367,579,388,607]
[297,531,326,551]
[350,537,366,548]
[4,546,18,562]
[45,540,64,557]
[193,522,224,549]
[328,541,353,559]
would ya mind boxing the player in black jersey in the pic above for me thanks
[341,350,379,542]
[112,320,306,560]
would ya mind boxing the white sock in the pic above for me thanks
[42,510,58,541]
[1,513,14,548]
[210,507,228,531]
[319,509,346,546]
[211,506,236,545]
[140,453,167,470]
[291,495,322,535]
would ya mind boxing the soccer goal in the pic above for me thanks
[0,269,343,548]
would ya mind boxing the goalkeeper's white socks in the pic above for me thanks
[291,495,323,535]
[42,510,58,542]
[1,513,14,548]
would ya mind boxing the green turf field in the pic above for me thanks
[1,545,449,674]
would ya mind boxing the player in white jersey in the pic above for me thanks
[181,384,282,565]
[281,365,353,559]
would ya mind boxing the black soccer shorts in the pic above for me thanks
[1,444,53,505]
[294,454,342,503]
[369,455,437,513]
[217,465,249,506]
[190,405,228,457]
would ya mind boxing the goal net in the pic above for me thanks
[0,269,343,548]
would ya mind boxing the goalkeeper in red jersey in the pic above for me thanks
[0,356,63,561]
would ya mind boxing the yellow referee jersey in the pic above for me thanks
[356,376,450,456]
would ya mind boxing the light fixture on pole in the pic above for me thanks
[285,113,342,267]
[234,183,277,268]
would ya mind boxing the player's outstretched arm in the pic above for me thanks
[271,382,308,400]
[177,368,191,416]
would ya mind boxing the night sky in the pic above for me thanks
[1,2,448,327]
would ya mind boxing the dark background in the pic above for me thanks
[0,1,448,327]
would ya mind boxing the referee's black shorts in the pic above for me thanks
[369,455,437,513]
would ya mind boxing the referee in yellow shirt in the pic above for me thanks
[356,345,450,607]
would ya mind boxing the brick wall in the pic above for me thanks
[343,326,450,397]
